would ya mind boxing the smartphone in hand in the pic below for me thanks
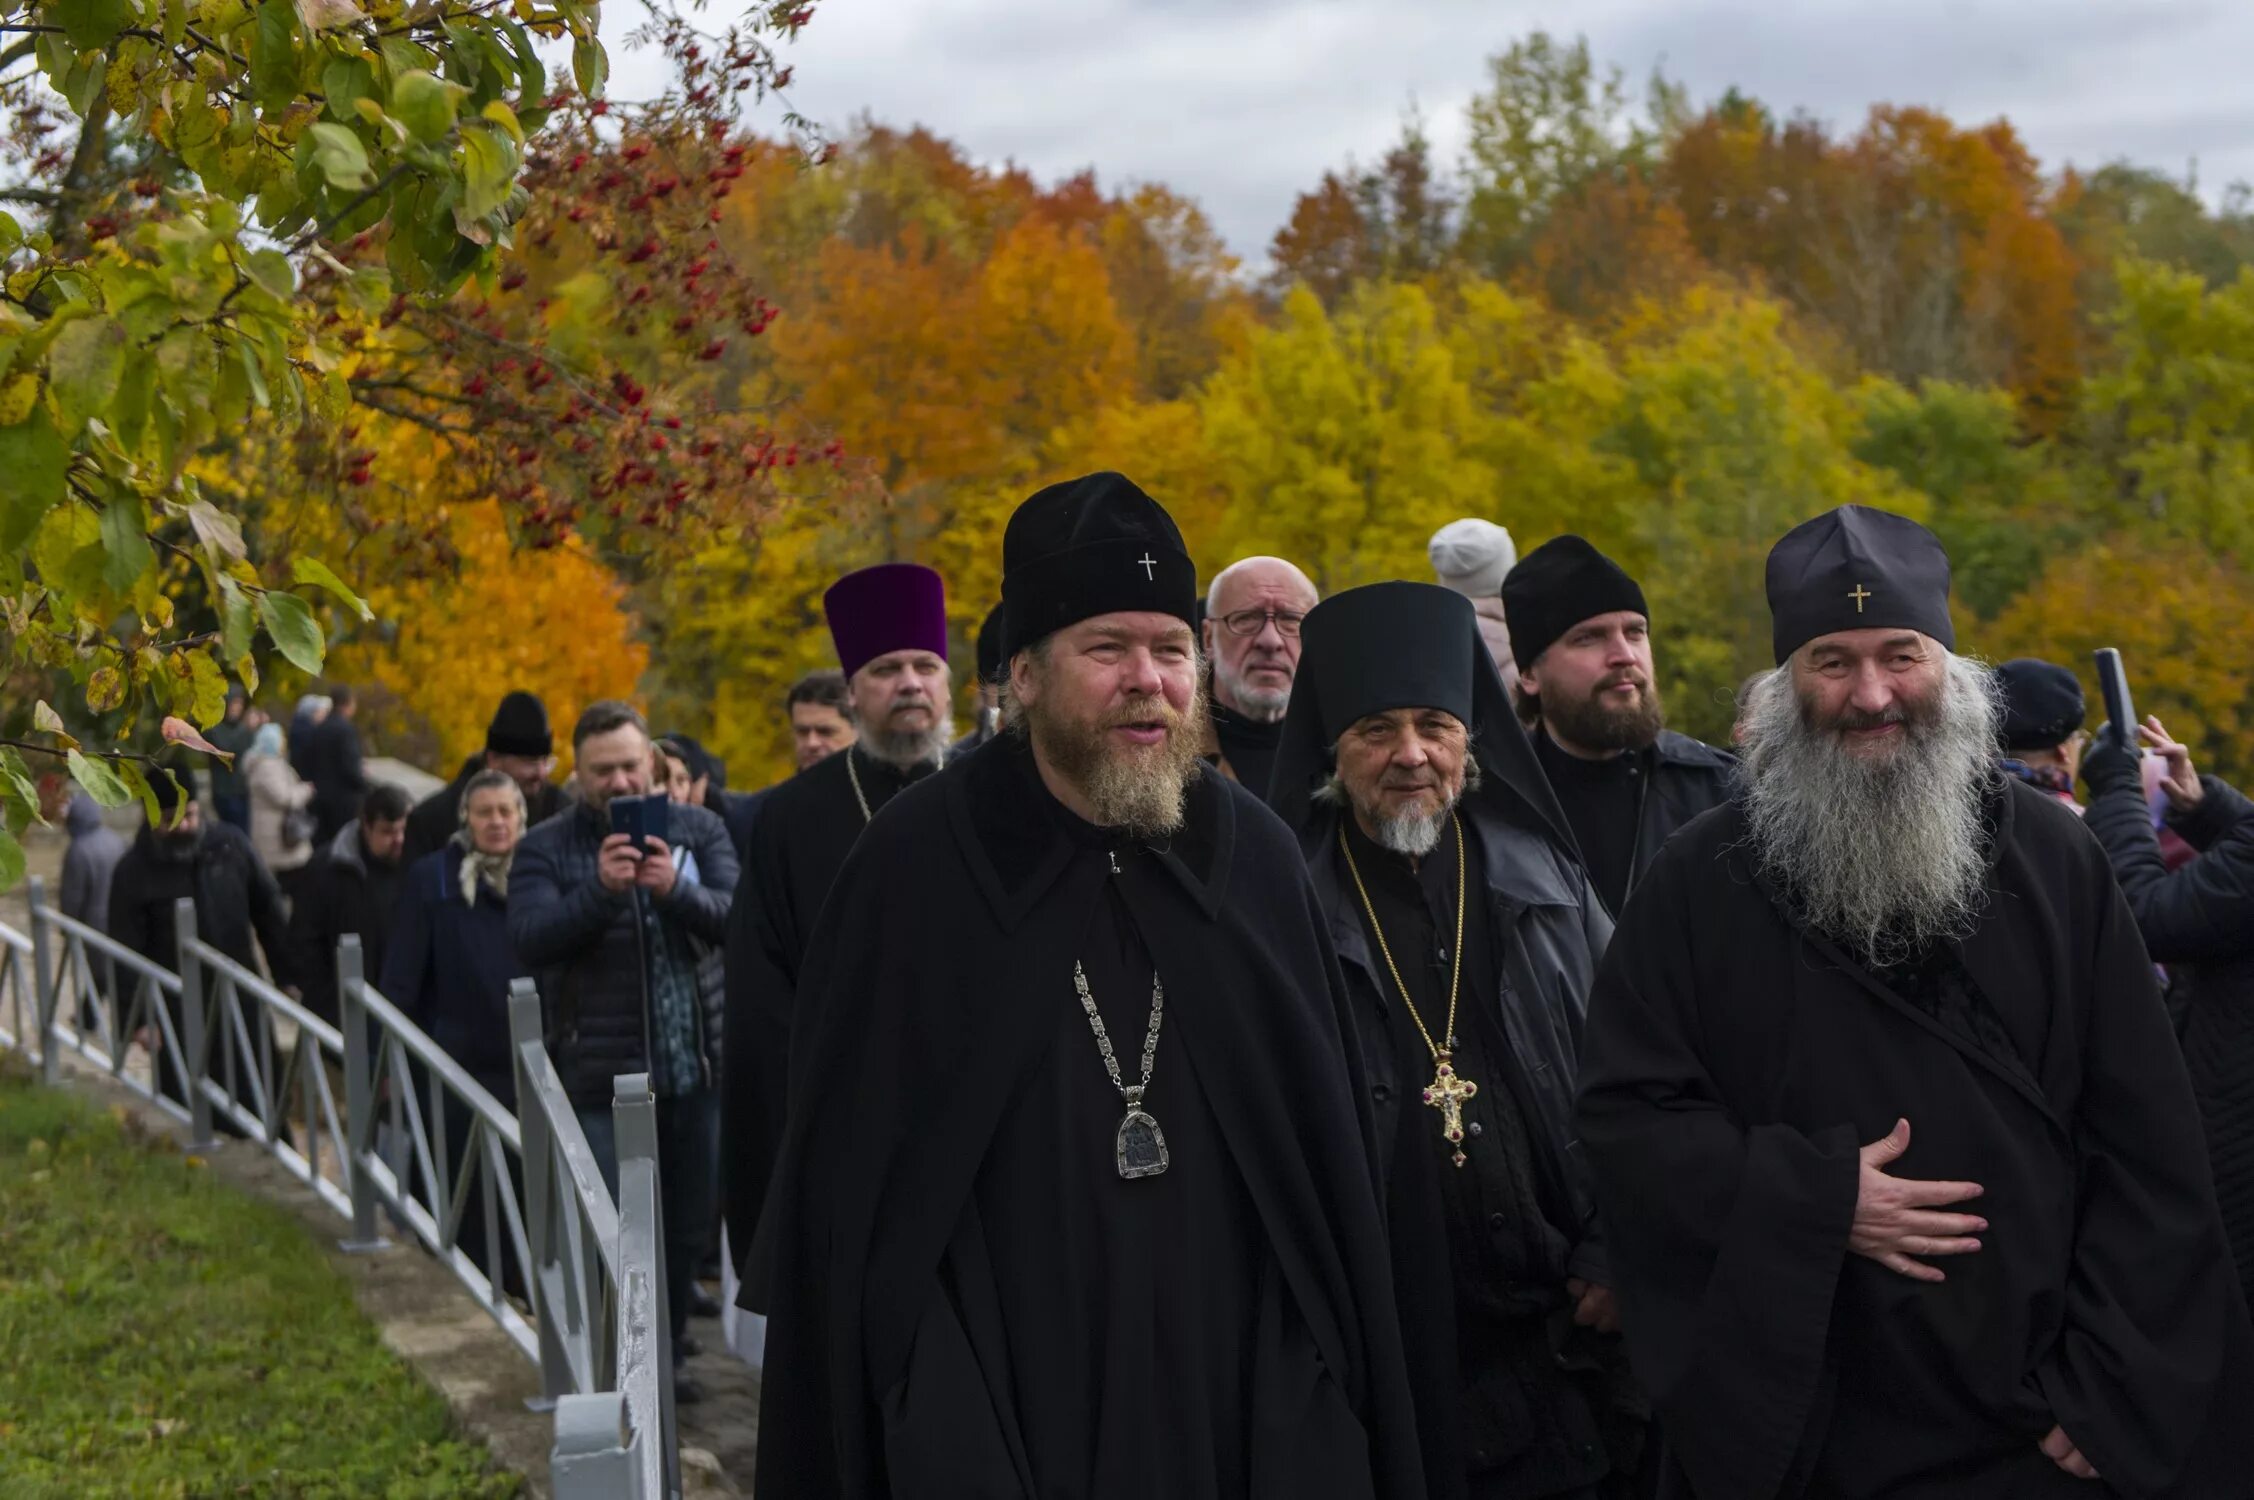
[607,793,661,856]
[2093,648,2139,758]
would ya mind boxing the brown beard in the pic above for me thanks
[1538,675,1665,753]
[1024,680,1210,839]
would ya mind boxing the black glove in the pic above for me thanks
[2080,726,2141,797]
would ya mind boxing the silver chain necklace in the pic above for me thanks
[844,748,872,825]
[1072,960,1170,1179]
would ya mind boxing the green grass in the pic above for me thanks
[0,1061,523,1499]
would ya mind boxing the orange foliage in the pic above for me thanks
[330,502,650,773]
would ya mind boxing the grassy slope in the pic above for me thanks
[0,1063,522,1499]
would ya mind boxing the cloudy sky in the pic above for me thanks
[605,1,2254,262]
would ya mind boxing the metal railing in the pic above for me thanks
[1,875,681,1497]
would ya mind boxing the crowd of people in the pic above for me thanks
[50,474,2254,1498]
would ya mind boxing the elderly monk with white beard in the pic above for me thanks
[751,473,1425,1500]
[1576,505,2254,1500]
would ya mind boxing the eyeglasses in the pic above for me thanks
[1217,608,1306,639]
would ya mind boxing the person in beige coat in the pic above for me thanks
[243,721,316,900]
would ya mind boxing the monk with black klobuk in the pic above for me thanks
[749,473,1425,1499]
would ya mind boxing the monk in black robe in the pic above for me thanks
[750,473,1424,1499]
[721,563,952,1276]
[1271,582,1643,1500]
[1577,505,2254,1499]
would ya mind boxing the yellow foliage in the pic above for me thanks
[330,502,649,773]
[1982,539,2254,780]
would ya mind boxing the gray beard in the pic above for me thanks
[1314,759,1480,858]
[1738,654,2001,968]
[863,718,952,772]
[1214,659,1290,724]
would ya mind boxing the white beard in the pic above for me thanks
[1738,654,2001,967]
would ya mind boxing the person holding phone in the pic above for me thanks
[508,700,738,1404]
[2083,712,2254,1311]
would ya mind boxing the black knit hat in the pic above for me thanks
[1000,472,1196,660]
[1996,659,2085,752]
[485,691,553,758]
[1501,536,1648,671]
[1766,505,1953,665]
[975,603,1008,684]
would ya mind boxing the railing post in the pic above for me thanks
[173,898,215,1152]
[551,1392,645,1500]
[27,875,57,1083]
[337,935,390,1253]
[614,1070,677,1500]
[512,978,573,1408]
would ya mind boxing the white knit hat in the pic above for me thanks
[1428,518,1517,599]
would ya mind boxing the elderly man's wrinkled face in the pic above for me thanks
[1203,561,1317,725]
[1332,708,1472,857]
[1789,630,1950,760]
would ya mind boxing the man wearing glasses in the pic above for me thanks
[1199,555,1319,797]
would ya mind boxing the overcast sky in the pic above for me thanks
[605,1,2254,263]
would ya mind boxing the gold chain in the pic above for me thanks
[1339,812,1466,1063]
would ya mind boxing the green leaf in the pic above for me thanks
[291,556,372,621]
[65,749,133,809]
[244,248,295,301]
[322,53,378,123]
[0,827,23,892]
[187,499,248,562]
[0,408,67,551]
[257,590,326,674]
[115,758,164,834]
[46,316,128,438]
[458,124,514,221]
[99,496,155,596]
[32,701,68,737]
[251,0,300,112]
[59,0,131,49]
[218,579,256,664]
[0,211,21,255]
[0,746,42,822]
[392,69,462,144]
[479,99,523,146]
[571,34,607,97]
[306,122,374,190]
[113,352,156,453]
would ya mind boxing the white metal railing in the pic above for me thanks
[1,874,680,1497]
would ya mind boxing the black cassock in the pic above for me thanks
[720,744,932,1275]
[749,733,1425,1500]
[1577,778,2254,1499]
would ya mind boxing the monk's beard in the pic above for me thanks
[1534,674,1664,753]
[1739,654,2000,967]
[862,705,952,772]
[1024,682,1209,840]
[1316,758,1482,857]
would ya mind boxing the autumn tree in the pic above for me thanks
[1456,33,1658,278]
[1984,539,2254,781]
[327,499,649,772]
[1199,281,1494,591]
[0,0,818,885]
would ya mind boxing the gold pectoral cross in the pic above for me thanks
[1423,1053,1478,1168]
